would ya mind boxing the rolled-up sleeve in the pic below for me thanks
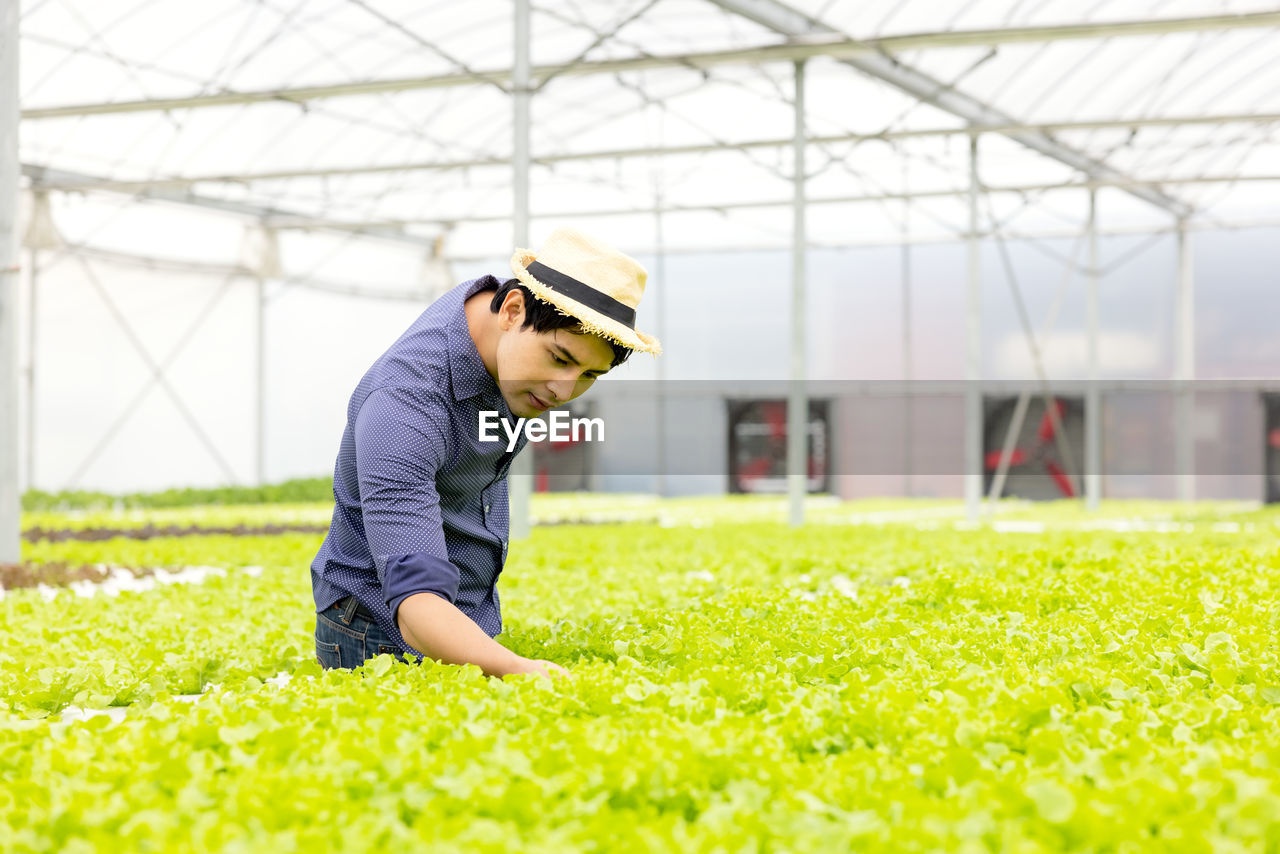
[353,386,459,622]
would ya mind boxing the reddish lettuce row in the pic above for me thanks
[20,477,334,512]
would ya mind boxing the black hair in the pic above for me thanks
[488,278,633,368]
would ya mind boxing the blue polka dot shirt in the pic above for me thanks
[310,274,530,656]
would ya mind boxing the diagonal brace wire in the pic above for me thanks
[982,194,1084,502]
[64,259,242,488]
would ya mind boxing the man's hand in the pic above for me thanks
[396,592,572,682]
[503,656,572,682]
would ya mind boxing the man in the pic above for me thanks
[310,227,661,679]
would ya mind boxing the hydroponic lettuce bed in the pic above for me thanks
[3,500,1280,852]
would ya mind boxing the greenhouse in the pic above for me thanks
[1,0,1279,850]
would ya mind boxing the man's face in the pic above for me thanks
[493,290,615,419]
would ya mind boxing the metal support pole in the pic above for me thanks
[653,196,667,498]
[1085,190,1101,509]
[0,0,20,563]
[24,246,36,492]
[255,276,267,485]
[1175,220,1195,502]
[964,136,982,521]
[787,59,807,527]
[509,0,533,539]
[649,93,668,499]
[901,159,913,498]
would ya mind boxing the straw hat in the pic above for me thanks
[510,227,661,356]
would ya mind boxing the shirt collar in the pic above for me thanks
[446,275,516,405]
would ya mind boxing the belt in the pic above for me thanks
[334,595,378,625]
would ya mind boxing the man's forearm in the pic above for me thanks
[395,591,520,677]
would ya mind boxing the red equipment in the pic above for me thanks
[984,398,1076,498]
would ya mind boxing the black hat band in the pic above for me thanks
[527,260,637,329]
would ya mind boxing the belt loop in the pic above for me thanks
[341,595,359,625]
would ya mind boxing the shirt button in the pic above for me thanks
[484,502,491,514]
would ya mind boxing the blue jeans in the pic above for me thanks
[314,596,419,670]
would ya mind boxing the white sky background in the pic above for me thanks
[11,0,1280,491]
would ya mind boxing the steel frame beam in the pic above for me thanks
[217,173,1280,234]
[704,0,1192,218]
[20,164,437,248]
[20,12,1280,120]
[30,111,1280,192]
[56,214,1280,269]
